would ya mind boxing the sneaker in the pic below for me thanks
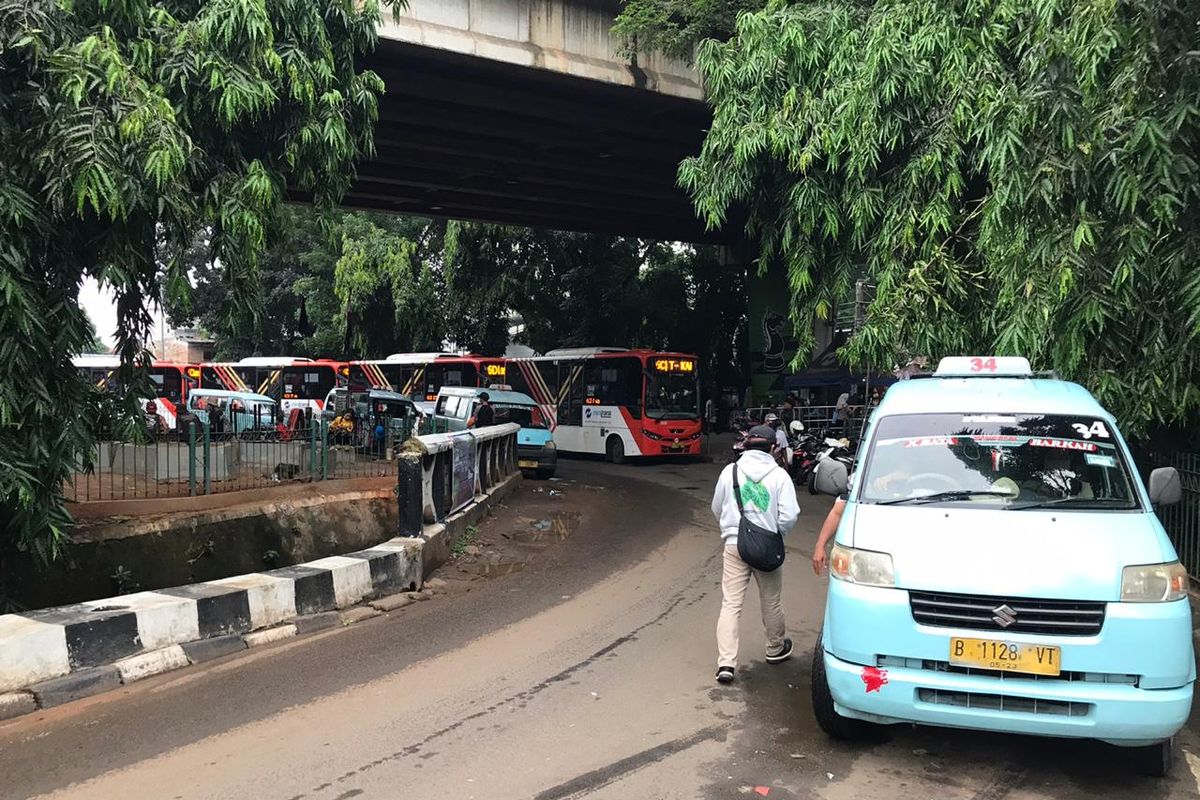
[766,638,793,664]
[716,666,735,684]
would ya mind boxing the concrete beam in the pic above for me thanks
[379,0,700,99]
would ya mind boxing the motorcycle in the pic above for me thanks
[808,436,855,495]
[780,421,820,484]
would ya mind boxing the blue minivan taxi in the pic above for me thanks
[431,385,557,478]
[813,356,1190,775]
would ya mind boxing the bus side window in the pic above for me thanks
[559,361,584,427]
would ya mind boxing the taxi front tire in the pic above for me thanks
[1132,737,1174,778]
[811,632,871,741]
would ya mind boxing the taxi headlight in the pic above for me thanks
[543,440,556,450]
[830,544,895,588]
[1121,561,1187,602]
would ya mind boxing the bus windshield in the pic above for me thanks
[148,369,183,403]
[858,413,1139,510]
[645,371,699,420]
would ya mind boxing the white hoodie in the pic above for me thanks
[711,449,801,545]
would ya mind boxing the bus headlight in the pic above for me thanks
[830,544,895,588]
[1121,561,1187,602]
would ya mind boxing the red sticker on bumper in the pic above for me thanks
[861,667,889,693]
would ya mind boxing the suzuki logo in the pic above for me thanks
[991,604,1018,628]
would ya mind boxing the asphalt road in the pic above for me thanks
[3,455,1200,800]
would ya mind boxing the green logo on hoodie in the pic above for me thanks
[740,479,769,512]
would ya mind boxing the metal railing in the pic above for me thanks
[66,415,416,502]
[738,404,870,432]
[1152,452,1200,578]
[396,423,520,535]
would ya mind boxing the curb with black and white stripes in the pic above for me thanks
[0,536,426,720]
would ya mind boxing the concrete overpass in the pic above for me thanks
[339,0,729,242]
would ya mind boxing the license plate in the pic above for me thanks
[949,637,1061,676]
[518,459,538,469]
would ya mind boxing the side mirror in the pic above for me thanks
[1148,467,1182,506]
[814,458,849,497]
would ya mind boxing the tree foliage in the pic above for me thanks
[680,0,1200,433]
[613,0,763,61]
[170,208,747,388]
[1,0,392,559]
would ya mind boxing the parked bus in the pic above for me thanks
[506,347,702,462]
[201,357,345,418]
[73,355,200,431]
[349,353,507,406]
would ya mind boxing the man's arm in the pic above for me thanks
[776,477,800,534]
[711,465,730,521]
[812,497,847,575]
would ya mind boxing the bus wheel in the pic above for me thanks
[606,435,626,465]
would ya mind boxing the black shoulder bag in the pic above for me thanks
[732,465,786,572]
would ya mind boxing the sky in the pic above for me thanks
[79,277,167,350]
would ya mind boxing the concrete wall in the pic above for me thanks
[380,0,701,99]
[7,483,400,610]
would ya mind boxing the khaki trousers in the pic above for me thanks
[717,544,786,668]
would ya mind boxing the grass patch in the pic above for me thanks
[451,524,480,557]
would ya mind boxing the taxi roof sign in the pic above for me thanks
[934,356,1032,377]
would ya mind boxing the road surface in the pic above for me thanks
[2,456,1199,799]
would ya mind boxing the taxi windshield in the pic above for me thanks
[858,413,1140,510]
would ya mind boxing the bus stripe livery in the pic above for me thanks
[505,348,701,460]
[348,354,502,403]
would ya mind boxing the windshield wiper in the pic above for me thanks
[874,490,1015,506]
[1011,496,1135,511]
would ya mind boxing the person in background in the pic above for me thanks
[470,392,495,428]
[765,413,792,467]
[711,425,801,684]
[705,396,717,434]
[832,386,852,433]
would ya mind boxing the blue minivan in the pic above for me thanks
[813,356,1190,775]
[431,386,557,479]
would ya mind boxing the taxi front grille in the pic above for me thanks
[877,656,1138,686]
[910,591,1105,636]
[917,688,1092,717]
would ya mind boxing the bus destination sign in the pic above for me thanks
[653,358,695,373]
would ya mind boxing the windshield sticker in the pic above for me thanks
[973,434,1022,445]
[1072,420,1111,439]
[1029,438,1098,452]
[963,415,1018,424]
[1085,453,1117,468]
[902,436,958,448]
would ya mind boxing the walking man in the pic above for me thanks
[710,425,801,684]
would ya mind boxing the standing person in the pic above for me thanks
[832,386,851,433]
[765,413,791,467]
[710,425,801,684]
[469,392,495,428]
[705,396,717,434]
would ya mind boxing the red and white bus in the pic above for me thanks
[73,355,200,431]
[506,348,702,462]
[349,353,508,404]
[201,357,345,418]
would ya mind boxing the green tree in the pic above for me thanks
[613,0,763,60]
[1,0,393,560]
[674,0,1200,433]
